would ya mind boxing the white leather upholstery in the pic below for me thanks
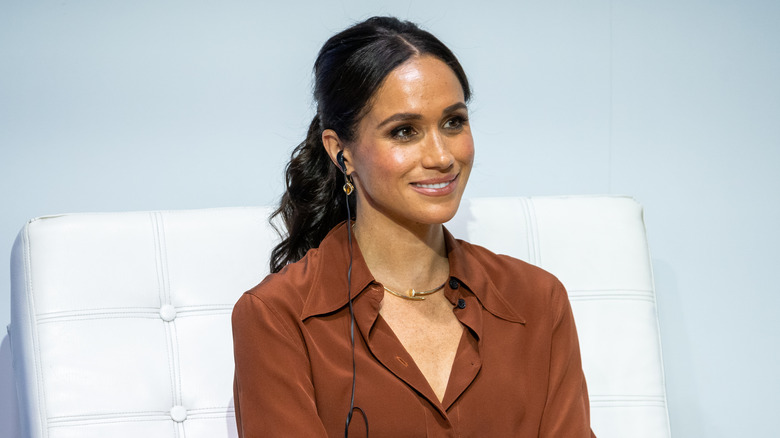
[10,208,276,438]
[449,196,671,437]
[9,196,671,437]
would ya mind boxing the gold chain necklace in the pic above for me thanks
[383,282,447,301]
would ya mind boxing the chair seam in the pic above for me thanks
[526,198,541,265]
[161,214,184,413]
[152,212,180,421]
[25,224,49,437]
[36,305,234,322]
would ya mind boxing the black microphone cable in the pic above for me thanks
[339,152,368,437]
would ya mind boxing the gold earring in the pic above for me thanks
[343,175,354,195]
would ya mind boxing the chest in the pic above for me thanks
[379,293,464,401]
[304,301,545,437]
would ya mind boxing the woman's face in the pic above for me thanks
[346,55,474,228]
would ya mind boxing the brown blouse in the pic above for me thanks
[232,223,595,437]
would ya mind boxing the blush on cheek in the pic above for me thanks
[465,144,475,163]
[391,148,416,166]
[456,139,475,167]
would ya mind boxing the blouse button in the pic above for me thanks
[457,299,466,309]
[449,278,459,289]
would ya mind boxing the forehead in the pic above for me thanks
[364,55,465,120]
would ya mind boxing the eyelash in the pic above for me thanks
[390,125,417,141]
[444,115,468,130]
[389,115,469,142]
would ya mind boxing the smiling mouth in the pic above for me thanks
[413,181,451,189]
[411,174,458,190]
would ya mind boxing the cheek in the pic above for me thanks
[456,135,476,167]
[359,148,415,182]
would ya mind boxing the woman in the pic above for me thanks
[232,16,595,437]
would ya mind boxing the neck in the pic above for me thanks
[353,210,450,292]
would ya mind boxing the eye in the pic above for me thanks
[390,125,417,142]
[443,115,468,131]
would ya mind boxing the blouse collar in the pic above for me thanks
[299,222,525,324]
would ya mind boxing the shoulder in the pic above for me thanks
[233,245,323,325]
[455,239,569,316]
[457,238,563,291]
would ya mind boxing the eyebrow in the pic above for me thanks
[375,102,468,129]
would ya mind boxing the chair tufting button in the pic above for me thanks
[160,305,176,322]
[170,405,187,422]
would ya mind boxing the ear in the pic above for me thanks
[322,129,353,174]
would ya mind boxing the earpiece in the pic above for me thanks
[337,150,355,196]
[337,150,347,173]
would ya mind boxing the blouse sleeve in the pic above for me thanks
[538,281,597,437]
[232,292,328,437]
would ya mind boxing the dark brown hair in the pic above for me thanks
[269,16,471,273]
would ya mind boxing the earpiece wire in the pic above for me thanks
[344,182,368,437]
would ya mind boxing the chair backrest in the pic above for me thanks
[448,196,671,437]
[9,196,670,438]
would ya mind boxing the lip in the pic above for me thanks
[410,173,459,196]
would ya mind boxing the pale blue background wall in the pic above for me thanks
[1,1,778,436]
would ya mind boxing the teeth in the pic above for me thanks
[415,181,450,189]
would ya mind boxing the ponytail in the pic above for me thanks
[269,115,356,273]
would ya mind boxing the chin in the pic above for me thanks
[415,201,463,226]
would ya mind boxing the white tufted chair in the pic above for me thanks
[9,196,671,437]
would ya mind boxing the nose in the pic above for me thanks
[421,131,454,170]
